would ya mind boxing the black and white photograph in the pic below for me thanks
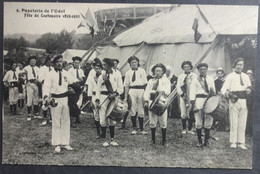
[2,1,259,169]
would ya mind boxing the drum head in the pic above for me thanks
[203,95,220,114]
[105,98,117,117]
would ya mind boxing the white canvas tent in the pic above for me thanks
[95,5,258,77]
[62,49,96,63]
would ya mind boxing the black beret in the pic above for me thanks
[53,55,63,63]
[28,55,37,62]
[181,61,193,70]
[232,57,245,68]
[127,56,139,64]
[93,62,103,68]
[113,59,119,64]
[94,58,102,65]
[197,63,209,70]
[103,58,114,67]
[72,56,82,62]
[151,63,166,75]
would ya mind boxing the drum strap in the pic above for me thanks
[197,77,209,94]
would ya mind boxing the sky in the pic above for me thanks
[4,2,171,35]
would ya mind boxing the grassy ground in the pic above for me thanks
[2,101,253,168]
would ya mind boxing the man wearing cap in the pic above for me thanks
[221,57,252,150]
[43,55,75,153]
[95,58,123,147]
[190,63,215,147]
[214,67,225,94]
[177,61,197,134]
[124,56,148,135]
[3,62,20,115]
[143,63,171,145]
[23,56,40,121]
[68,56,85,124]
[87,60,103,139]
[38,55,53,126]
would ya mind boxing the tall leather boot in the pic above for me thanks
[161,128,166,146]
[181,119,186,130]
[101,126,107,139]
[120,111,129,129]
[151,128,156,144]
[109,126,115,139]
[188,118,193,131]
[196,128,203,147]
[204,128,210,146]
[94,120,101,139]
[13,104,17,115]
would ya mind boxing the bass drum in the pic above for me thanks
[106,97,128,122]
[203,95,229,121]
[149,92,169,116]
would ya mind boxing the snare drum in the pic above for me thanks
[106,97,127,121]
[203,95,228,120]
[149,92,169,116]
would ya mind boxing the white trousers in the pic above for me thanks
[129,89,145,117]
[9,87,19,105]
[179,97,190,119]
[194,97,213,129]
[149,100,167,128]
[229,99,248,144]
[26,82,39,106]
[99,94,116,127]
[50,97,70,146]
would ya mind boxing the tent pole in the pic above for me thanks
[119,42,146,72]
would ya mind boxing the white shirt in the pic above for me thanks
[221,72,251,93]
[124,67,147,87]
[87,70,105,97]
[96,69,124,100]
[3,70,19,83]
[143,76,171,101]
[43,69,74,97]
[23,65,39,80]
[85,69,96,86]
[68,67,85,83]
[177,72,197,95]
[38,65,53,83]
[190,75,215,101]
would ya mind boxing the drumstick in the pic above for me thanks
[144,118,150,127]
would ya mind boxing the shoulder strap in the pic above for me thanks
[197,76,208,93]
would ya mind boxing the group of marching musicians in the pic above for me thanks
[3,53,254,153]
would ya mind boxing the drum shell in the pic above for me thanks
[106,98,127,121]
[149,93,169,116]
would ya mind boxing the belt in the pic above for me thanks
[51,92,69,98]
[101,91,110,95]
[92,92,96,95]
[232,91,247,99]
[9,82,19,88]
[196,94,208,98]
[29,79,36,83]
[129,85,146,89]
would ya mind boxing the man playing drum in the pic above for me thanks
[221,57,252,150]
[124,56,148,135]
[143,63,171,146]
[95,58,124,147]
[190,63,215,147]
[177,61,197,134]
[87,59,103,139]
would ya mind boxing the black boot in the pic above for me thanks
[161,128,166,146]
[75,114,81,124]
[138,117,144,131]
[10,105,13,113]
[131,115,137,129]
[94,120,101,139]
[27,106,32,115]
[109,126,115,139]
[120,111,129,129]
[21,100,24,109]
[204,128,210,146]
[101,126,107,139]
[151,128,156,144]
[196,128,203,147]
[18,100,21,108]
[13,104,17,115]
[34,105,39,115]
[188,118,193,131]
[181,119,186,130]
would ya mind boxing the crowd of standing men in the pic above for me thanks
[3,54,254,153]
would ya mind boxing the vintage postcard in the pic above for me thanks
[2,2,258,169]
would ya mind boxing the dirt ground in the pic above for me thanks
[2,101,253,169]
